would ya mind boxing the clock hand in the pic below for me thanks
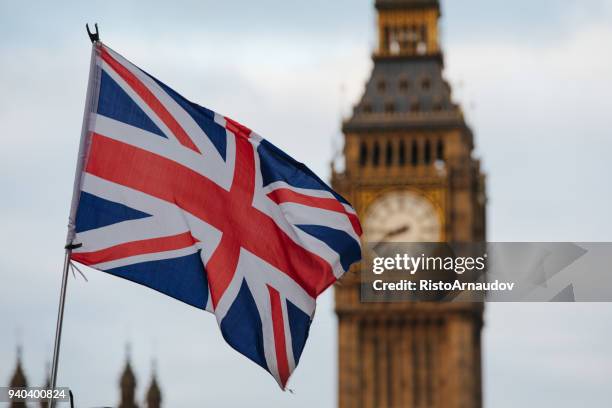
[380,224,410,241]
[371,224,410,253]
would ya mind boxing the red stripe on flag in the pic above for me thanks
[267,188,362,236]
[205,234,241,308]
[100,47,201,154]
[268,285,290,388]
[72,231,197,265]
[224,116,252,139]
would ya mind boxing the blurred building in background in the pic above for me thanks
[117,353,161,408]
[6,348,162,408]
[7,347,30,408]
[332,0,487,407]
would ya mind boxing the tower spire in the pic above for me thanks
[145,358,161,408]
[9,346,28,408]
[119,344,138,408]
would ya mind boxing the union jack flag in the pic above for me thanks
[66,43,362,388]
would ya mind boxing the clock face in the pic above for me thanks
[364,191,441,242]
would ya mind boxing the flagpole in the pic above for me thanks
[49,246,73,408]
[48,24,101,408]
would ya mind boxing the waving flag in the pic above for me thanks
[66,42,362,388]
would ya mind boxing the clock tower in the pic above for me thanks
[332,0,486,407]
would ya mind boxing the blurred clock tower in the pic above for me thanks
[331,0,486,407]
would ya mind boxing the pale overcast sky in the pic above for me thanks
[1,0,611,407]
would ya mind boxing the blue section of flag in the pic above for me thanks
[106,251,208,309]
[97,70,166,138]
[286,300,311,364]
[295,224,361,271]
[220,280,268,371]
[257,139,350,205]
[75,191,151,233]
[147,76,227,160]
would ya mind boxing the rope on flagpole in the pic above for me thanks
[70,261,89,281]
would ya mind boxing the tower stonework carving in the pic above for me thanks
[332,1,486,407]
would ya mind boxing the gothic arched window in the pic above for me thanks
[399,140,406,166]
[372,142,381,167]
[359,141,368,167]
[422,77,431,90]
[411,140,419,166]
[385,141,393,166]
[424,140,432,164]
[436,139,444,161]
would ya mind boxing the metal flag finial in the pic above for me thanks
[85,23,100,43]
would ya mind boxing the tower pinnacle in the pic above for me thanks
[145,360,161,408]
[119,346,138,408]
[9,347,28,408]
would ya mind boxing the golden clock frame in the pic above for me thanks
[357,181,449,243]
